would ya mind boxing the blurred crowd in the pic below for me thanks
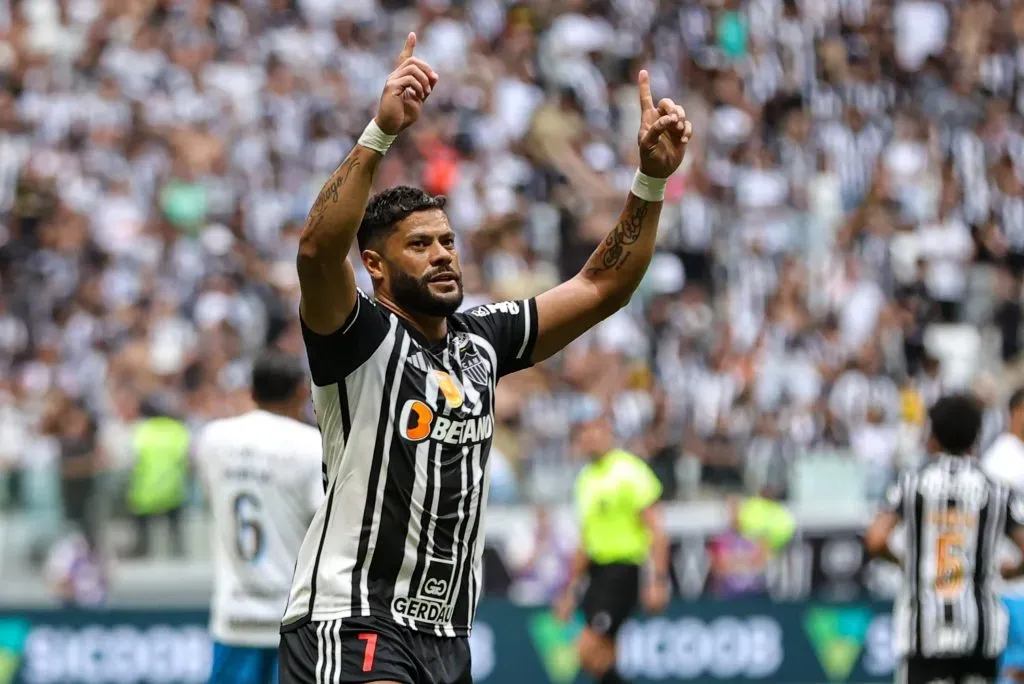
[4,0,1024,564]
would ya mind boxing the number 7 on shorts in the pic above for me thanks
[358,633,378,672]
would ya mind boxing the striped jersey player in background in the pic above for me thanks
[195,350,325,684]
[279,32,692,684]
[866,394,1024,684]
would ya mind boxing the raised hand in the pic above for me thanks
[636,70,692,179]
[375,33,439,135]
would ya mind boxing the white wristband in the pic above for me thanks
[631,170,668,202]
[358,119,398,155]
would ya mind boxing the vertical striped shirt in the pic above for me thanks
[282,291,538,637]
[884,456,1024,659]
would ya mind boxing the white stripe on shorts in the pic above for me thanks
[315,622,326,684]
[332,620,342,684]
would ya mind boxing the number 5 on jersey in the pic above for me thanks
[936,530,966,598]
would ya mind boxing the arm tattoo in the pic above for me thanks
[585,201,649,277]
[307,157,361,222]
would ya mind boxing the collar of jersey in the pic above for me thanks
[378,299,456,354]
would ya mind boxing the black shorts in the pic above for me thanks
[899,654,998,684]
[279,616,471,684]
[581,562,641,639]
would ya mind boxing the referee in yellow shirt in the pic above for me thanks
[554,409,670,684]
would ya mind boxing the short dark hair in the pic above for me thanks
[1010,387,1024,413]
[357,186,447,251]
[929,393,983,456]
[251,349,306,404]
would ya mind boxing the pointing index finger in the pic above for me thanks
[638,69,654,112]
[397,32,416,66]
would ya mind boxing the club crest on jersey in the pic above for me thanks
[459,348,491,388]
[431,370,464,409]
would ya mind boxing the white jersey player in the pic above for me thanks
[196,350,324,684]
[983,390,1024,492]
[982,388,1024,681]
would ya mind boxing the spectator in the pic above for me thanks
[4,0,1024,582]
[707,495,794,598]
[39,391,102,552]
[126,396,190,558]
[44,531,107,607]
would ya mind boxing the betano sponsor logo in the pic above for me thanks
[398,399,493,445]
[401,400,435,441]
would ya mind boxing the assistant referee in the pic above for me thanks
[554,409,670,684]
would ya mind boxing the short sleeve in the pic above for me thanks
[983,439,1024,492]
[881,475,907,519]
[626,456,663,511]
[1007,490,1024,535]
[455,299,539,378]
[301,290,390,386]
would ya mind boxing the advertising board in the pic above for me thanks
[0,600,896,684]
[481,505,901,602]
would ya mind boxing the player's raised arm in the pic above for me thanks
[531,71,692,362]
[297,33,438,334]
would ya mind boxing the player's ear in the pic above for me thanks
[361,249,386,282]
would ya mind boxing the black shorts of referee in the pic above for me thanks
[581,562,642,638]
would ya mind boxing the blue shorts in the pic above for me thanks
[1001,597,1024,681]
[209,642,279,684]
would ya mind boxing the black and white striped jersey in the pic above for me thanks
[282,290,538,637]
[884,456,1024,659]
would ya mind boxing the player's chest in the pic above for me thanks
[394,337,495,447]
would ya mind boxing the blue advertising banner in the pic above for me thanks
[471,600,896,684]
[0,600,897,684]
[0,609,211,684]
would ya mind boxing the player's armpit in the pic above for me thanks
[532,195,663,363]
[297,145,382,335]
